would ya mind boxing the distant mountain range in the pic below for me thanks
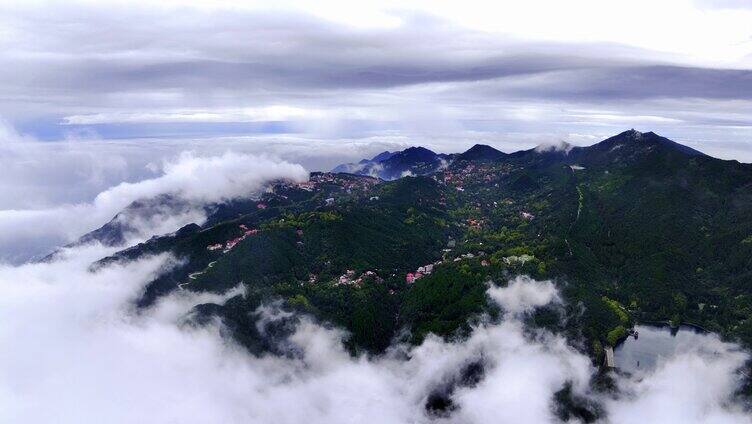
[333,147,454,179]
[333,130,710,180]
[76,131,702,255]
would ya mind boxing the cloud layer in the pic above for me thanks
[0,249,749,424]
[0,140,307,263]
[0,1,750,161]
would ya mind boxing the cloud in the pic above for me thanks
[534,140,574,154]
[0,246,264,424]
[487,276,561,315]
[0,120,439,264]
[0,146,307,263]
[694,0,752,10]
[0,256,581,423]
[0,124,404,211]
[0,1,750,162]
[495,66,752,102]
[605,336,751,423]
[94,151,307,205]
[1,253,748,424]
[61,106,330,125]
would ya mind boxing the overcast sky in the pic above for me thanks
[0,0,750,164]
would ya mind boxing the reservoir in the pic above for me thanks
[613,324,710,374]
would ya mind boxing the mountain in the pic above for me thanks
[77,194,194,247]
[499,130,708,171]
[333,146,450,180]
[588,129,705,156]
[371,151,395,162]
[557,129,707,168]
[331,151,393,175]
[41,194,198,262]
[333,144,506,180]
[52,187,312,261]
[456,144,506,162]
[84,130,752,369]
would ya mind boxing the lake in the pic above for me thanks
[613,324,711,374]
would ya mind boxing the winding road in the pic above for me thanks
[178,261,216,290]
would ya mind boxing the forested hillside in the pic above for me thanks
[94,130,752,362]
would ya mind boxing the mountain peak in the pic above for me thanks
[605,129,645,143]
[392,146,438,162]
[586,129,706,161]
[625,128,643,138]
[598,130,705,157]
[457,144,505,161]
[331,145,444,180]
[371,151,394,162]
[402,146,435,154]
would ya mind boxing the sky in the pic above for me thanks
[0,0,751,165]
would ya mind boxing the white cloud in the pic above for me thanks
[0,246,262,423]
[606,337,751,423]
[487,276,561,316]
[0,1,751,163]
[62,106,330,125]
[0,146,308,263]
[2,257,747,424]
[535,140,574,154]
[94,150,307,206]
[70,0,751,66]
[0,259,584,424]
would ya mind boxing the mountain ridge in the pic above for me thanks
[333,130,719,180]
